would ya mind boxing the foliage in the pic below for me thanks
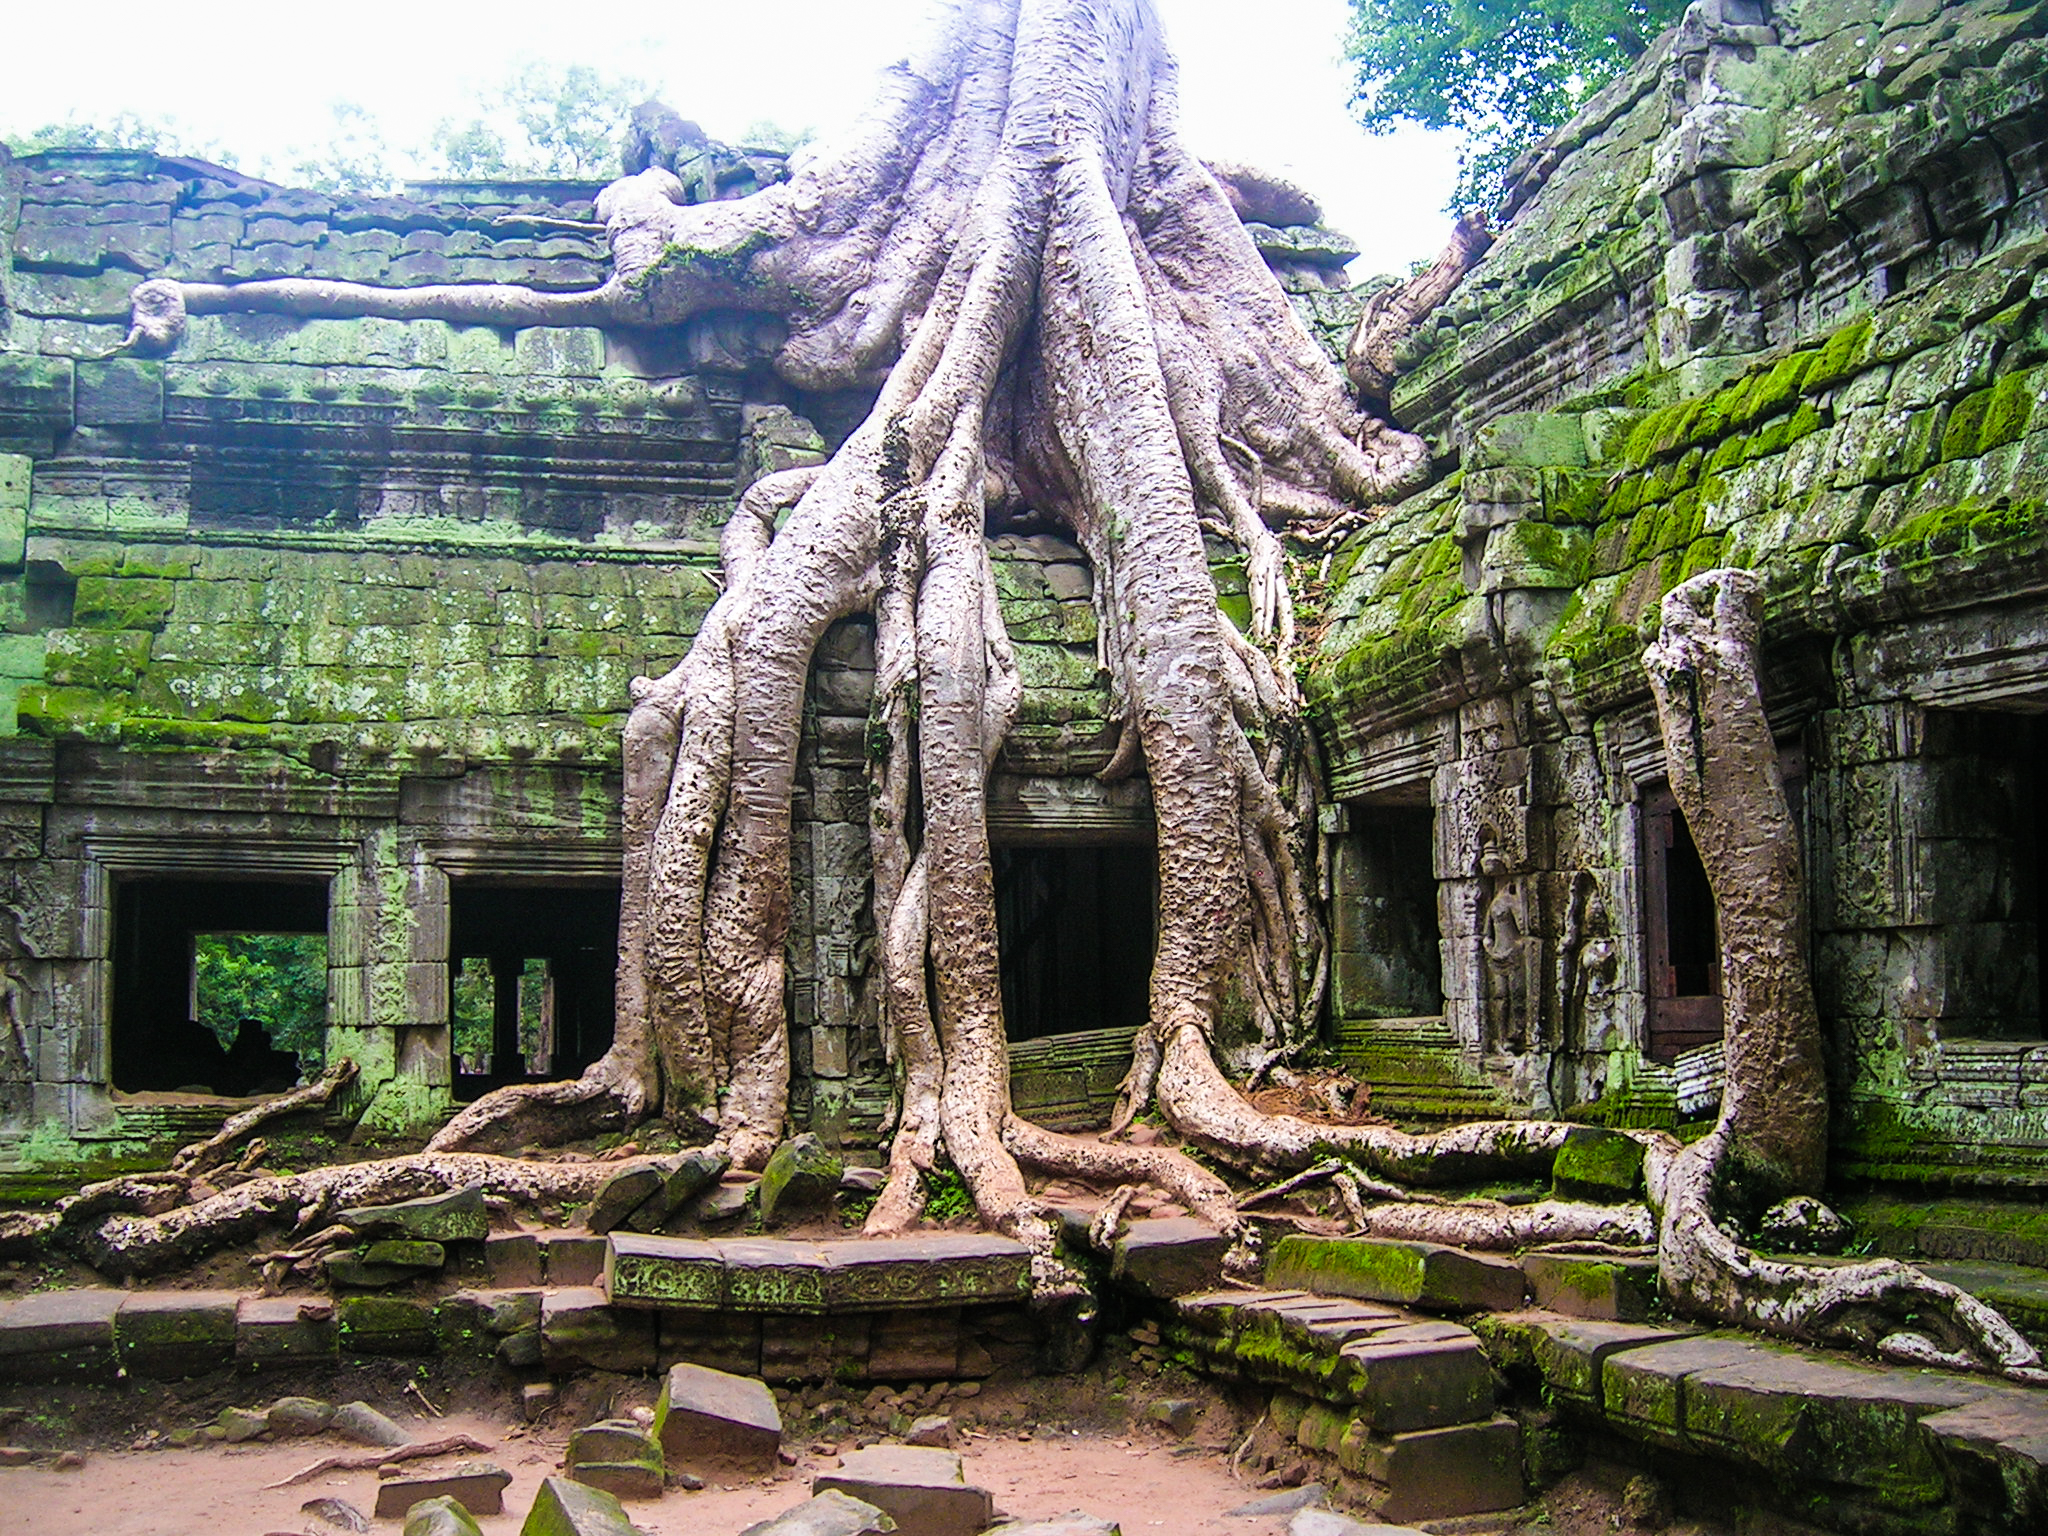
[431,62,652,181]
[286,103,397,195]
[921,1164,976,1223]
[1345,0,1686,211]
[3,112,215,160]
[193,932,328,1064]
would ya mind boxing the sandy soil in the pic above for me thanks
[3,1410,1309,1536]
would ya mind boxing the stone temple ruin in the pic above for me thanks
[1,0,2048,1532]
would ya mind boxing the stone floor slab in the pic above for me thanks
[1270,1236,1526,1313]
[1111,1218,1229,1297]
[814,1445,995,1536]
[0,1288,124,1381]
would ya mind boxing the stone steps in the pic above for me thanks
[1481,1309,2048,1533]
[1165,1287,1523,1523]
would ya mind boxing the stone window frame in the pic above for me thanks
[418,842,623,1091]
[74,832,354,1129]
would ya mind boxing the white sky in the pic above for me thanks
[3,0,1462,278]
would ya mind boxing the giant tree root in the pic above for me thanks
[58,1151,655,1278]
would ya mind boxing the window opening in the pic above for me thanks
[450,883,618,1101]
[114,879,328,1096]
[993,843,1155,1041]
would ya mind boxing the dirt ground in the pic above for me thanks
[5,1409,1314,1536]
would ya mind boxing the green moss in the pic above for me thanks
[1552,1127,1647,1201]
[1877,497,2044,559]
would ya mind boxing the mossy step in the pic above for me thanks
[1267,1235,1527,1313]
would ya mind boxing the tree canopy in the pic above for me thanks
[1347,0,1686,212]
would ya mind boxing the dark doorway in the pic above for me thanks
[450,883,619,1101]
[113,878,328,1095]
[1642,786,1722,1061]
[1333,804,1444,1018]
[993,844,1155,1040]
[1921,711,2043,1040]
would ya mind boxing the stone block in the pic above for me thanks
[404,1496,486,1536]
[724,1238,831,1312]
[1521,1254,1661,1321]
[486,1231,543,1287]
[660,1308,765,1378]
[653,1360,783,1472]
[566,1418,665,1500]
[74,359,163,426]
[542,1289,657,1374]
[0,1289,123,1381]
[267,1397,335,1436]
[1550,1128,1646,1201]
[374,1461,513,1517]
[519,1476,638,1536]
[825,1233,1034,1310]
[235,1296,339,1369]
[605,1232,725,1309]
[739,1490,898,1535]
[1600,1335,1782,1444]
[1269,1236,1526,1313]
[814,1445,996,1536]
[333,1400,413,1447]
[581,1164,665,1235]
[1339,1327,1497,1433]
[1503,1315,1695,1405]
[365,1239,446,1269]
[760,1133,845,1225]
[1112,1218,1229,1297]
[542,1232,608,1288]
[339,1184,489,1243]
[113,1289,239,1378]
[1364,1416,1523,1521]
[339,1295,438,1356]
[619,1149,728,1233]
[868,1307,961,1380]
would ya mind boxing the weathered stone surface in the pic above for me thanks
[364,1239,446,1269]
[906,1413,958,1447]
[541,1233,608,1288]
[738,1490,899,1536]
[1111,1219,1228,1297]
[113,1289,238,1377]
[566,1419,664,1501]
[519,1476,638,1536]
[1268,1236,1526,1313]
[654,1360,783,1471]
[814,1446,995,1536]
[542,1288,657,1373]
[325,1254,417,1289]
[986,1520,1120,1536]
[267,1396,335,1436]
[1521,1254,1661,1322]
[332,1399,412,1447]
[338,1295,437,1356]
[1365,1416,1523,1521]
[485,1232,543,1288]
[0,1289,123,1381]
[620,1149,729,1233]
[605,1232,725,1308]
[338,1184,489,1243]
[235,1296,338,1369]
[759,1134,845,1225]
[1550,1128,1646,1201]
[374,1460,513,1518]
[216,1405,270,1443]
[1145,1399,1199,1435]
[725,1238,832,1312]
[825,1235,1033,1311]
[581,1164,665,1235]
[403,1495,486,1536]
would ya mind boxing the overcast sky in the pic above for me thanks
[4,0,1463,277]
